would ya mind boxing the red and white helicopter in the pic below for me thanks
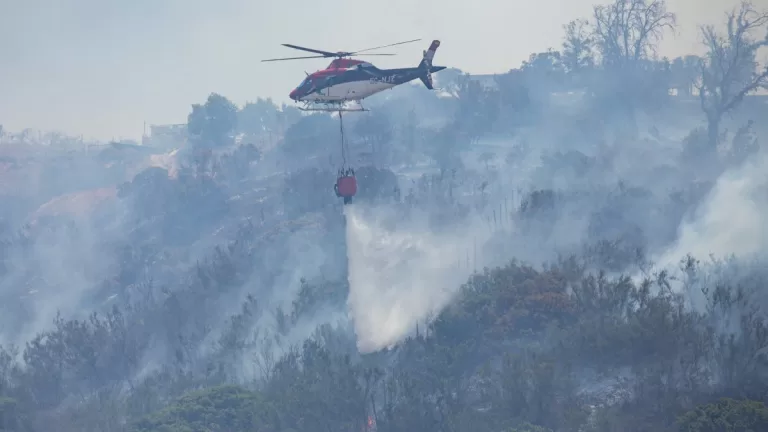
[262,38,446,204]
[262,38,446,112]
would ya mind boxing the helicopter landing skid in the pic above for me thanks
[298,101,368,112]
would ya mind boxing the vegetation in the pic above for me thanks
[1,1,768,431]
[675,398,768,432]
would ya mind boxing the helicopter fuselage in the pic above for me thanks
[290,64,445,103]
[288,40,445,107]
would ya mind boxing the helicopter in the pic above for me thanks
[262,38,446,112]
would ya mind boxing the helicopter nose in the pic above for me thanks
[289,89,299,100]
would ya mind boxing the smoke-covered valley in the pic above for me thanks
[2,1,768,431]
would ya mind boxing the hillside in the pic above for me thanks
[2,1,768,431]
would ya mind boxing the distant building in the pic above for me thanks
[143,123,187,149]
[149,124,186,137]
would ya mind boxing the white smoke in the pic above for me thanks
[654,151,768,271]
[344,203,487,353]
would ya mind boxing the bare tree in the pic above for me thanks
[698,1,768,148]
[562,19,596,75]
[592,0,676,66]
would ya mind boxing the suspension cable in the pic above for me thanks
[338,110,347,168]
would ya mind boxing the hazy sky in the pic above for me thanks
[0,0,756,140]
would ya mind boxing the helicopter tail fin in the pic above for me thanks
[417,40,444,90]
[418,40,440,71]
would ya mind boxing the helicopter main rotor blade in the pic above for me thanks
[264,39,417,62]
[356,53,396,56]
[261,55,329,62]
[351,38,422,54]
[281,44,336,57]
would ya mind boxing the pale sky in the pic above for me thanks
[0,0,758,141]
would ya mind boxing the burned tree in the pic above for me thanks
[589,0,677,117]
[562,18,596,87]
[698,1,768,148]
[591,0,676,66]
